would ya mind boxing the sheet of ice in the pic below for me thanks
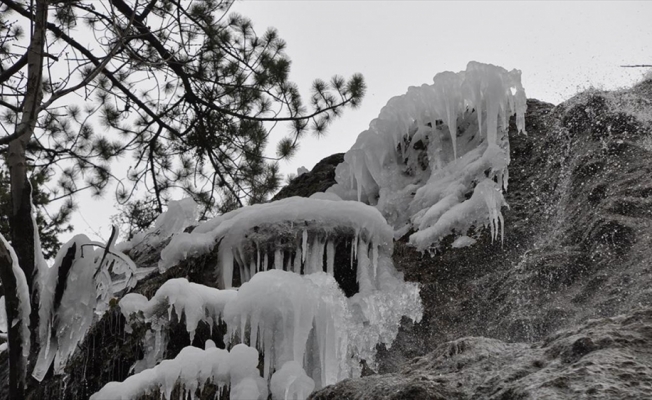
[159,197,394,290]
[328,61,526,251]
[270,361,315,400]
[0,233,31,375]
[90,342,267,400]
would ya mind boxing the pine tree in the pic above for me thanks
[0,0,365,396]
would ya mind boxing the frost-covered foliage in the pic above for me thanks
[328,61,527,250]
[33,234,139,381]
[91,342,267,400]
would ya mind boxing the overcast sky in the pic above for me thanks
[65,1,652,242]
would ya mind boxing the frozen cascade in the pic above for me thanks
[223,270,421,390]
[328,61,526,250]
[108,268,420,398]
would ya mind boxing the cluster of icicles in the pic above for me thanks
[328,61,527,251]
[92,195,422,399]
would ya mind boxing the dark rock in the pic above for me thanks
[272,153,344,200]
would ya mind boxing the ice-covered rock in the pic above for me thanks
[328,61,526,250]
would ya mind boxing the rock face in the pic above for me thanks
[311,307,652,400]
[311,79,652,398]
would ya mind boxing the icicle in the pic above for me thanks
[356,240,373,293]
[294,247,302,274]
[256,242,261,273]
[219,246,234,289]
[249,260,256,282]
[274,249,283,270]
[302,230,309,263]
[326,241,335,276]
[371,242,379,281]
[350,238,354,268]
[263,253,269,271]
[353,231,359,260]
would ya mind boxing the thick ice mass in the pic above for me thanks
[91,342,267,400]
[328,61,526,250]
[160,196,394,290]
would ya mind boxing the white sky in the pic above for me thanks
[64,0,652,242]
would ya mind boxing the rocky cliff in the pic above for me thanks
[308,79,652,398]
[2,78,652,400]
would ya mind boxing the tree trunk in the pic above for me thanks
[4,0,49,391]
[0,236,27,399]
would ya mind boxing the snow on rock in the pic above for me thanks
[90,342,267,400]
[297,166,309,176]
[120,278,237,372]
[159,196,394,290]
[328,61,526,250]
[270,361,315,400]
[33,234,137,381]
[0,233,31,373]
[224,270,421,390]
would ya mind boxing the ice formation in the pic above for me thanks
[33,234,137,381]
[225,270,420,390]
[159,196,394,290]
[91,342,267,400]
[328,61,526,250]
[118,269,420,395]
[0,233,30,374]
[270,361,315,400]
[120,278,237,372]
